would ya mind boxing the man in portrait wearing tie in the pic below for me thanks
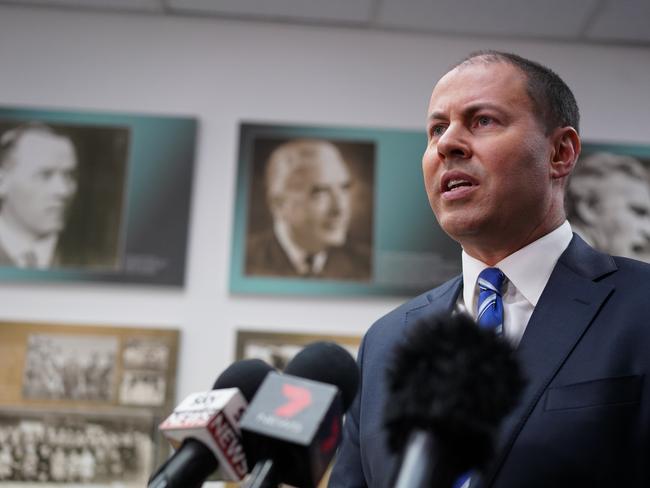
[0,123,78,269]
[330,51,650,487]
[245,138,371,281]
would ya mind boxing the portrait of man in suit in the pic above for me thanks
[245,138,373,281]
[330,51,650,488]
[0,123,78,268]
[566,151,650,262]
[0,120,129,271]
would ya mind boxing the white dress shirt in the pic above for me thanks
[461,221,574,345]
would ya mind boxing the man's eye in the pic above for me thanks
[630,205,649,217]
[430,125,446,137]
[476,116,493,127]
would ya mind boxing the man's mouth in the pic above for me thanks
[440,173,478,195]
[445,179,473,192]
[631,241,650,254]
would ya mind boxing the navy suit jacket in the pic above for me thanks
[329,235,650,487]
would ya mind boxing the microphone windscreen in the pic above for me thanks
[284,341,359,411]
[212,358,274,402]
[384,312,525,470]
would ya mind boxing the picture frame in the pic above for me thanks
[0,106,197,286]
[0,321,180,484]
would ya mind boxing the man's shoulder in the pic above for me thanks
[245,230,296,277]
[611,255,650,274]
[608,255,650,297]
[247,230,281,254]
[566,234,650,279]
[364,275,461,345]
[0,235,16,266]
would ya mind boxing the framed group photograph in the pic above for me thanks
[0,321,180,486]
[0,106,197,286]
[235,329,361,371]
[0,406,155,487]
[230,122,462,297]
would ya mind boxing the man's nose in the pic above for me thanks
[51,173,77,197]
[437,124,471,161]
[328,188,349,216]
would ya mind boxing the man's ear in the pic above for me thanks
[267,194,284,218]
[575,192,602,226]
[550,127,580,180]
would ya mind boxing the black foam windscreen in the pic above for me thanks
[284,341,359,411]
[384,312,525,472]
[212,358,274,402]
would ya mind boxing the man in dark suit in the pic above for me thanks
[329,51,650,487]
[0,123,78,268]
[246,139,371,281]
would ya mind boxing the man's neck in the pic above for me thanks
[461,217,567,265]
[0,213,39,247]
[0,213,58,267]
[273,220,326,275]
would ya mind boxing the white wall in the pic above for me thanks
[1,5,649,402]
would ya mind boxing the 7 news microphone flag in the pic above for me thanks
[240,342,359,488]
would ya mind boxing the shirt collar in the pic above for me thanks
[274,219,326,275]
[462,221,573,314]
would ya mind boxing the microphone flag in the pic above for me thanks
[159,388,248,480]
[240,371,342,488]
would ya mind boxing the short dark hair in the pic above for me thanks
[454,50,580,134]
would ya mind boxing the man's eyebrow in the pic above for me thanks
[427,102,506,122]
[427,111,446,122]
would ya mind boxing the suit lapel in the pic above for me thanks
[482,236,617,486]
[377,276,461,487]
[404,275,463,329]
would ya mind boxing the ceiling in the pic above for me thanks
[2,0,650,46]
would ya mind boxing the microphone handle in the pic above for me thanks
[394,430,456,488]
[148,438,219,488]
[244,459,277,488]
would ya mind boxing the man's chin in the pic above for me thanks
[321,232,348,247]
[32,225,63,239]
[438,217,484,242]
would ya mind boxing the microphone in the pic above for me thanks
[148,358,274,488]
[384,312,525,488]
[240,341,359,488]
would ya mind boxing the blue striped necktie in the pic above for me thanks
[476,267,505,335]
[453,268,506,488]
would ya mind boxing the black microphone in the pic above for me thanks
[148,358,274,488]
[240,341,359,488]
[384,312,525,488]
